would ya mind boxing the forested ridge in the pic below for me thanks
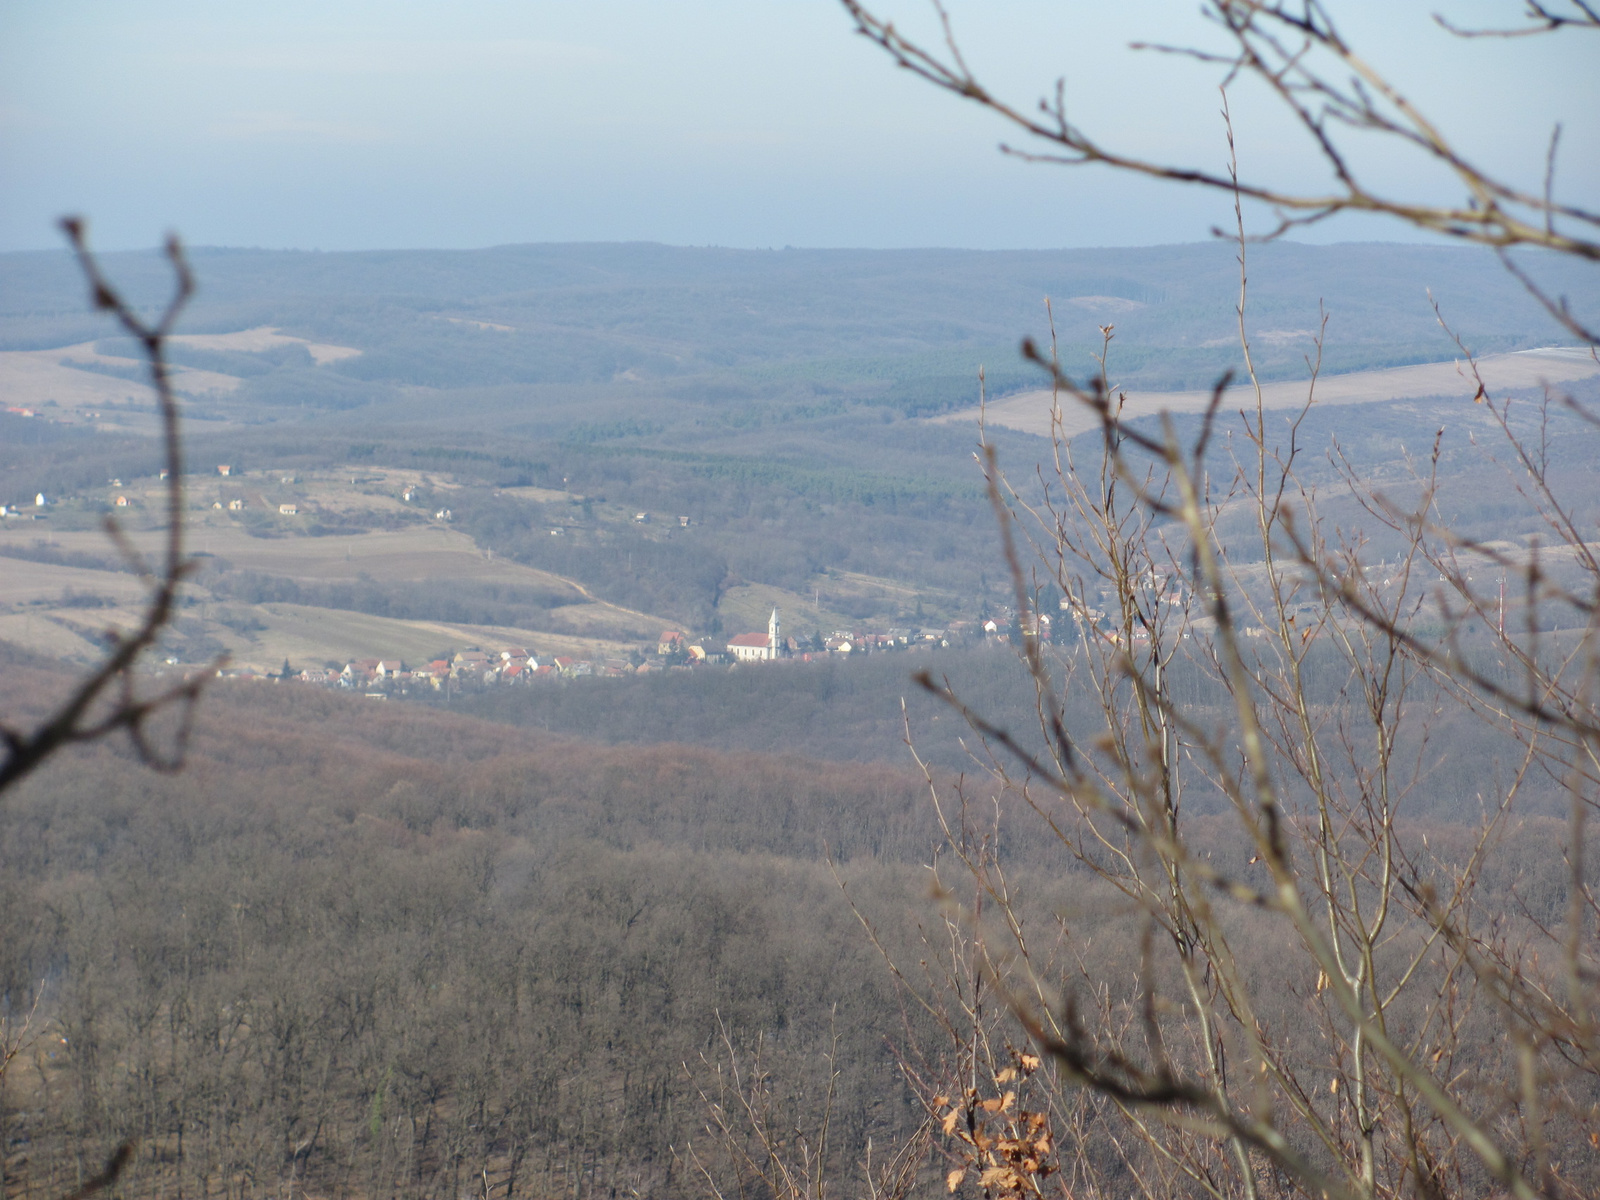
[0,653,940,1200]
[0,641,1589,1200]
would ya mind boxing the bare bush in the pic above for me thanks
[701,7,1600,1199]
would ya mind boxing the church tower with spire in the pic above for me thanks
[729,608,786,663]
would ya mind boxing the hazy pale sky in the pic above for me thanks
[3,1,1595,252]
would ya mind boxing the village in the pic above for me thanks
[216,608,996,696]
[204,591,1241,697]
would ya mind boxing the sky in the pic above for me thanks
[2,0,1595,253]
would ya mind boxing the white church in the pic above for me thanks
[727,608,785,663]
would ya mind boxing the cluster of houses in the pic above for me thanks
[211,607,998,694]
[287,647,641,692]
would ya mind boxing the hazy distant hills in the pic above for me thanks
[2,240,1593,414]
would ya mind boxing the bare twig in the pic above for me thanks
[0,219,213,795]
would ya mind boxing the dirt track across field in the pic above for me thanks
[931,347,1599,440]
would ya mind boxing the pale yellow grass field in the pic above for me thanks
[0,347,152,409]
[0,598,639,674]
[0,612,111,660]
[0,521,674,667]
[0,340,238,403]
[718,583,859,638]
[935,347,1600,440]
[169,326,360,365]
[210,603,640,673]
[0,345,234,436]
[719,568,955,636]
[497,485,585,505]
[0,463,681,670]
[0,525,574,588]
[0,328,360,429]
[0,557,151,606]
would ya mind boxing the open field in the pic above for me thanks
[0,522,680,614]
[0,577,652,675]
[169,325,361,365]
[0,339,236,419]
[0,556,147,606]
[192,602,642,673]
[0,326,362,432]
[718,582,860,638]
[0,492,678,669]
[934,347,1600,439]
[497,484,587,505]
[199,525,580,586]
[0,597,640,676]
[0,524,567,585]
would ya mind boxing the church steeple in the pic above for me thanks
[769,607,781,655]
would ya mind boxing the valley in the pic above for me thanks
[2,239,1599,1200]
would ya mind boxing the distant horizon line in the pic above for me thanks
[0,235,1470,259]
